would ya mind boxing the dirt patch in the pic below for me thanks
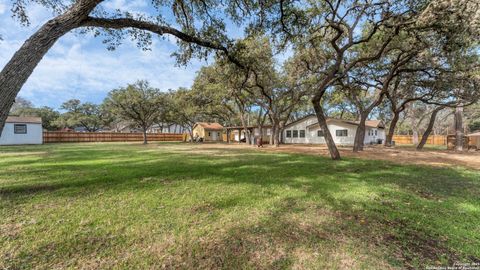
[186,143,480,170]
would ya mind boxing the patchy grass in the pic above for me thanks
[0,142,479,269]
[395,144,447,151]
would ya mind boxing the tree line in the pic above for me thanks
[1,0,479,158]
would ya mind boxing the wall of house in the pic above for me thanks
[470,136,480,148]
[282,116,385,145]
[192,126,205,138]
[231,127,271,143]
[149,124,185,133]
[253,127,271,143]
[0,123,43,145]
[364,128,386,145]
[204,129,223,141]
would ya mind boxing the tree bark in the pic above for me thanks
[273,126,281,147]
[410,114,419,146]
[312,100,341,160]
[455,105,464,151]
[417,106,444,150]
[0,1,101,135]
[239,113,251,145]
[353,113,368,152]
[142,127,148,144]
[257,125,263,144]
[188,129,194,143]
[385,111,400,146]
[270,124,276,145]
[412,128,419,145]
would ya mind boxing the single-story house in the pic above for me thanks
[192,122,224,142]
[282,115,385,145]
[148,123,185,134]
[467,131,480,149]
[0,116,43,145]
[225,125,272,143]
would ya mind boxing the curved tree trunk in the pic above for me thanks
[455,105,464,151]
[417,106,444,150]
[0,1,99,135]
[312,100,340,160]
[353,113,368,152]
[385,111,400,146]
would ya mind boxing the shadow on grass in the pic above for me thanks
[1,143,479,268]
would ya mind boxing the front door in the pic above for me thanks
[211,131,218,141]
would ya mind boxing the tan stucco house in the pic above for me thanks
[192,122,224,142]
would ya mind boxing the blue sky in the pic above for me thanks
[0,0,217,109]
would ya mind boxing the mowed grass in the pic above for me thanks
[0,143,479,269]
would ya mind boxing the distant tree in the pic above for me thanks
[260,0,479,159]
[104,81,166,144]
[0,0,258,136]
[15,106,60,130]
[322,91,357,121]
[191,65,241,127]
[469,121,480,132]
[220,36,308,146]
[169,88,205,142]
[9,97,34,115]
[192,60,256,144]
[466,104,480,132]
[57,99,107,132]
[9,97,61,130]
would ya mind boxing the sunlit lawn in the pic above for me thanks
[1,142,479,269]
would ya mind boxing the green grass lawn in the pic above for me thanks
[395,144,448,151]
[1,143,479,269]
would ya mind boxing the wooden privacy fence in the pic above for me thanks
[43,132,184,143]
[392,135,447,145]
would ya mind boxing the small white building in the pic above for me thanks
[0,116,43,145]
[282,115,385,146]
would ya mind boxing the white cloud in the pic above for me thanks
[0,2,205,109]
[102,0,148,12]
[0,2,6,15]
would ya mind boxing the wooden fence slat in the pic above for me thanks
[392,135,447,145]
[43,132,184,143]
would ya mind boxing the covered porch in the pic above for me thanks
[224,125,272,144]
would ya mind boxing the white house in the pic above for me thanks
[0,116,43,145]
[225,125,272,143]
[282,115,385,146]
[148,123,185,134]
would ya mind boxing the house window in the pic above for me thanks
[217,132,221,137]
[317,130,324,137]
[286,130,292,138]
[368,130,371,136]
[208,132,211,136]
[14,124,27,134]
[293,130,298,138]
[375,130,378,136]
[299,130,305,138]
[336,129,348,137]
